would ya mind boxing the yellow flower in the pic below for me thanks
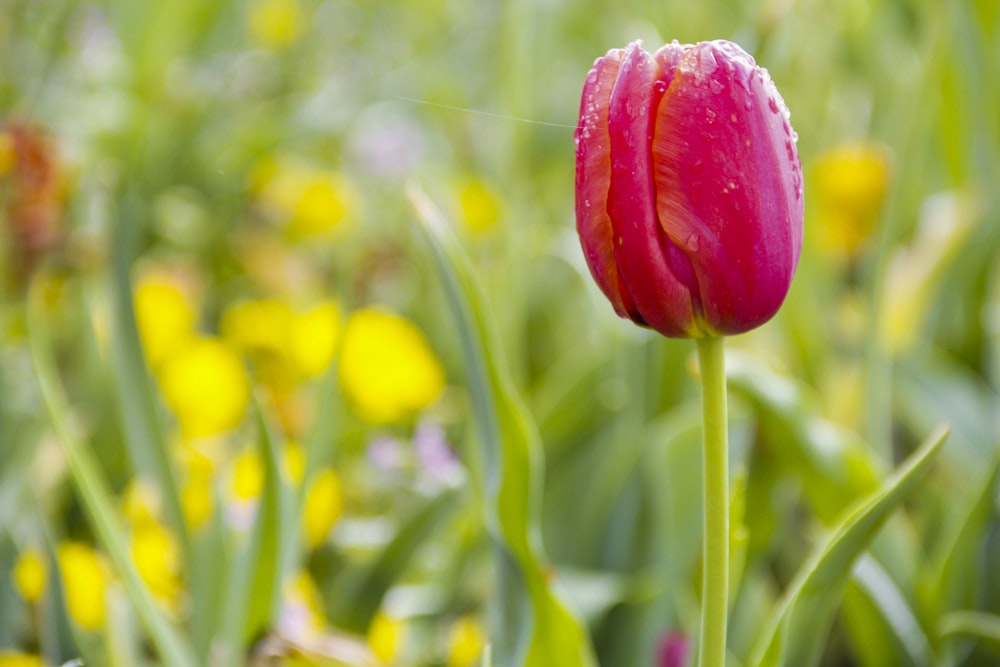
[446,616,485,667]
[121,478,161,526]
[249,0,303,49]
[812,142,891,259]
[284,440,305,483]
[223,298,340,380]
[159,337,250,438]
[178,439,219,530]
[221,299,293,356]
[457,178,500,233]
[131,521,181,613]
[256,159,356,239]
[57,542,107,631]
[280,570,326,641]
[339,308,445,423]
[134,272,197,368]
[368,611,404,663]
[0,652,43,667]
[230,449,265,502]
[288,301,340,378]
[301,469,342,549]
[181,471,214,531]
[12,549,47,604]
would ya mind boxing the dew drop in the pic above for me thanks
[700,131,715,143]
[730,113,738,123]
[691,159,703,174]
[686,233,700,252]
[768,97,780,114]
[728,181,737,189]
[709,78,724,95]
[705,108,717,124]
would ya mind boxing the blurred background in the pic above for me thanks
[0,0,998,665]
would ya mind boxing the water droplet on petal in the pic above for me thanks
[709,78,724,95]
[768,97,781,114]
[705,108,717,124]
[691,159,703,174]
[686,234,700,252]
[700,131,714,142]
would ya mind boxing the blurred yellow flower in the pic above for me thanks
[159,337,249,438]
[221,298,293,356]
[368,611,404,663]
[288,301,340,378]
[256,159,356,239]
[57,542,107,631]
[12,549,47,604]
[121,478,161,526]
[131,520,182,613]
[0,131,13,177]
[812,142,891,259]
[231,449,265,502]
[284,440,305,483]
[223,298,340,381]
[457,178,500,233]
[339,308,445,423]
[134,272,197,368]
[177,439,219,530]
[249,0,303,49]
[301,469,343,549]
[280,570,327,640]
[446,616,485,667]
[0,652,43,667]
[181,470,214,531]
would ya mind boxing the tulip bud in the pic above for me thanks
[575,40,803,337]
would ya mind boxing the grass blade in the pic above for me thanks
[28,303,197,667]
[747,425,949,667]
[409,184,596,667]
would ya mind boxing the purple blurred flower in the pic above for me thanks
[414,421,462,485]
[367,434,404,471]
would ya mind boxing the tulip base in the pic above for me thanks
[697,335,729,667]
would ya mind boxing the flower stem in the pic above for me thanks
[697,336,729,667]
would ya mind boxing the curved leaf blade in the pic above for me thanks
[748,425,949,667]
[410,184,596,667]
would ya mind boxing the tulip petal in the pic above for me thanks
[607,42,699,337]
[575,48,635,318]
[652,40,804,335]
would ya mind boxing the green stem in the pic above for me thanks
[697,336,729,667]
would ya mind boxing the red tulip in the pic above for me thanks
[575,40,803,338]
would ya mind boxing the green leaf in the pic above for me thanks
[923,458,1000,616]
[939,611,1000,654]
[332,489,458,633]
[747,425,949,667]
[28,302,197,667]
[244,400,288,640]
[850,554,935,666]
[410,184,596,667]
[107,227,192,564]
[216,399,289,663]
[727,353,882,523]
